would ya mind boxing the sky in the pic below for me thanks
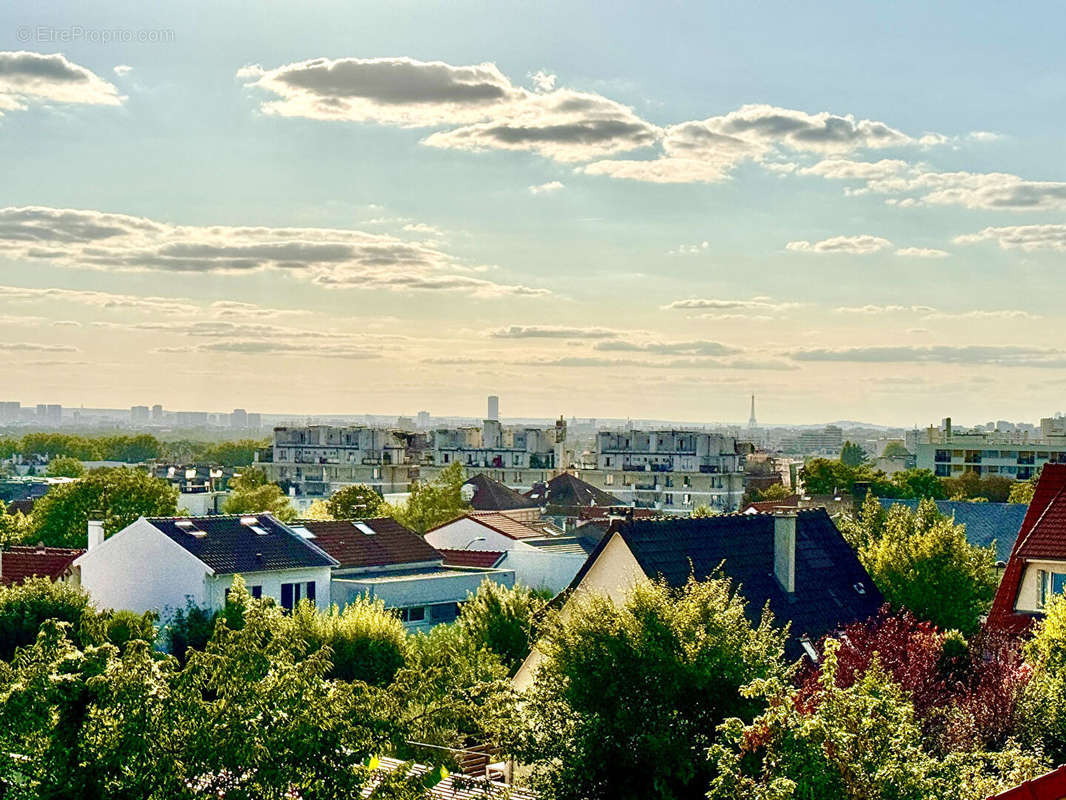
[1,0,1065,427]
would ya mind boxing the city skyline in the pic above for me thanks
[3,1,1066,424]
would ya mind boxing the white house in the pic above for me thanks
[75,514,337,617]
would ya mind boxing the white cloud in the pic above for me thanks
[800,158,910,181]
[529,70,556,92]
[786,235,892,254]
[0,51,121,115]
[955,224,1066,252]
[835,304,936,314]
[489,324,621,339]
[529,180,565,195]
[790,344,1065,366]
[0,341,77,352]
[663,297,799,313]
[895,247,949,258]
[594,339,740,356]
[0,206,548,298]
[113,64,133,76]
[668,241,709,255]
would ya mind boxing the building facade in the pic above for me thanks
[914,422,1066,481]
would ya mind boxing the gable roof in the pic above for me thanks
[460,511,548,541]
[877,498,1027,562]
[295,517,441,569]
[525,472,621,509]
[742,495,801,515]
[1,545,83,586]
[463,473,540,511]
[523,535,600,556]
[438,548,506,568]
[147,514,336,575]
[570,509,883,660]
[988,765,1066,800]
[989,464,1066,633]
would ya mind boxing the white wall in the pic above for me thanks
[425,517,536,552]
[1016,559,1066,612]
[76,518,210,617]
[204,566,333,611]
[496,549,587,594]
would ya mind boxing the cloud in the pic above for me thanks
[0,51,122,115]
[786,235,892,254]
[529,180,565,195]
[0,341,77,352]
[790,344,1066,366]
[0,284,199,314]
[954,224,1066,252]
[489,324,621,339]
[800,158,911,181]
[896,247,949,258]
[401,222,443,235]
[157,340,382,360]
[663,297,798,313]
[529,70,556,92]
[113,65,133,77]
[0,206,548,298]
[835,304,936,314]
[594,339,739,356]
[669,241,709,255]
[834,304,1036,320]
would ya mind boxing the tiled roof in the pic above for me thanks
[524,472,621,508]
[438,548,506,568]
[989,464,1066,633]
[877,498,1027,562]
[523,536,599,556]
[464,473,540,511]
[1,545,83,586]
[465,512,546,541]
[369,757,537,799]
[2,499,35,516]
[742,495,801,514]
[988,765,1066,799]
[298,517,441,569]
[571,509,883,660]
[147,514,336,575]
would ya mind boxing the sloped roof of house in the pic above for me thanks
[877,498,1027,562]
[988,765,1066,799]
[524,472,620,508]
[463,473,540,512]
[0,545,83,586]
[369,757,538,799]
[462,511,547,541]
[989,464,1066,633]
[295,517,441,569]
[570,509,883,660]
[742,495,801,515]
[146,514,337,575]
[523,535,600,556]
[438,548,506,568]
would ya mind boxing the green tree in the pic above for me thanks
[1021,595,1066,764]
[28,467,178,548]
[799,458,896,498]
[511,576,786,800]
[387,462,470,534]
[842,495,998,635]
[891,468,947,500]
[840,440,867,467]
[456,579,544,674]
[199,438,270,467]
[708,639,1046,800]
[692,503,718,517]
[1008,468,1042,505]
[222,467,295,521]
[942,471,1014,503]
[882,441,911,458]
[46,455,85,478]
[0,577,99,661]
[327,484,385,520]
[0,499,30,545]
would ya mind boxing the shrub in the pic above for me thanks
[0,577,98,660]
[457,580,545,673]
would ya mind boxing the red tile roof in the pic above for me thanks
[467,512,546,540]
[438,548,505,568]
[742,495,801,514]
[988,463,1066,633]
[1,546,83,586]
[299,517,441,569]
[987,765,1066,799]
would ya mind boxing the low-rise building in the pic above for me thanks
[462,473,543,522]
[914,419,1066,481]
[0,545,83,587]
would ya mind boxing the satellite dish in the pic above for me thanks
[460,484,476,502]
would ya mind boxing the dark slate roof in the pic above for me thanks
[464,473,540,511]
[1,545,83,586]
[295,517,441,569]
[877,498,1027,562]
[438,548,506,568]
[525,472,620,508]
[2,499,36,516]
[524,535,600,556]
[571,509,883,660]
[147,514,337,574]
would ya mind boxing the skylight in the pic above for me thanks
[250,525,270,536]
[353,522,376,536]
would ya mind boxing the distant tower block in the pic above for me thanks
[487,395,499,421]
[748,394,757,428]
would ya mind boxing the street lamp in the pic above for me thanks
[462,536,486,550]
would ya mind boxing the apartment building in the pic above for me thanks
[431,420,555,469]
[914,419,1066,481]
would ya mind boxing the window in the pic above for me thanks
[250,585,263,600]
[399,606,426,623]
[305,581,316,606]
[605,473,614,485]
[430,602,459,623]
[281,582,303,611]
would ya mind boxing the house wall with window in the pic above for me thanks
[203,566,333,612]
[1015,559,1066,613]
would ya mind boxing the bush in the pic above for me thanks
[457,579,544,673]
[0,577,98,660]
[100,609,157,650]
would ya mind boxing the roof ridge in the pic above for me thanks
[1013,479,1066,557]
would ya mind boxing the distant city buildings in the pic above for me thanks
[914,417,1066,481]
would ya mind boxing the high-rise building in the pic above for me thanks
[231,408,248,428]
[487,395,499,421]
[246,413,261,430]
[151,404,164,422]
[0,402,20,424]
[748,394,757,428]
[130,405,150,425]
[36,404,62,425]
[417,410,430,429]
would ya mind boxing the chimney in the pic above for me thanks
[87,515,105,550]
[773,509,796,594]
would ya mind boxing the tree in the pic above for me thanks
[0,577,99,661]
[692,503,718,517]
[387,462,470,534]
[708,639,1046,800]
[1021,595,1066,764]
[942,472,1014,503]
[28,467,178,548]
[882,441,911,459]
[842,495,998,635]
[511,576,786,800]
[456,579,544,673]
[799,457,896,498]
[327,484,385,520]
[1008,468,1041,505]
[0,499,30,545]
[198,438,270,467]
[222,467,295,521]
[840,440,867,467]
[46,456,85,478]
[891,468,947,500]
